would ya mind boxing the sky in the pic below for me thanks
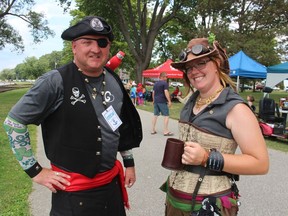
[0,1,74,71]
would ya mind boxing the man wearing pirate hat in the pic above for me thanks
[4,16,142,215]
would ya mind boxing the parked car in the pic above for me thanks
[242,84,252,90]
[284,80,288,92]
[170,82,183,87]
[145,81,154,86]
[256,83,264,90]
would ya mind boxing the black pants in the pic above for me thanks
[50,177,126,216]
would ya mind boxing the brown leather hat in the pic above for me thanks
[171,38,230,74]
[61,16,114,42]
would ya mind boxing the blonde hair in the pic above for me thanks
[212,57,236,91]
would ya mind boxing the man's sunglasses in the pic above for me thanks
[74,37,109,48]
[178,44,211,62]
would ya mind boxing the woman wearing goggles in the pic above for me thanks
[160,38,269,216]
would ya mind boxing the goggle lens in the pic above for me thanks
[179,44,210,62]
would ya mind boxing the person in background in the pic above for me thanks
[161,37,269,216]
[177,90,192,104]
[171,86,182,102]
[142,84,147,105]
[151,72,173,136]
[130,83,137,106]
[176,80,193,104]
[136,83,144,105]
[247,95,256,112]
[3,16,142,216]
[171,86,179,98]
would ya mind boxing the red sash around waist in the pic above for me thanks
[51,160,129,208]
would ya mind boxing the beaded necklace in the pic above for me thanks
[195,86,223,110]
[79,69,107,108]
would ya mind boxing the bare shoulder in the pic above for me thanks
[230,102,251,113]
[226,103,257,129]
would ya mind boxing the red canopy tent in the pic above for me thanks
[142,59,183,79]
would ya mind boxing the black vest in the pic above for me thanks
[41,63,102,178]
[41,62,142,178]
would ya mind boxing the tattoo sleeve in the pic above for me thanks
[3,116,37,170]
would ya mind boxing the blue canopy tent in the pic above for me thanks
[229,50,267,91]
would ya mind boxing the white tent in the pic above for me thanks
[266,62,288,88]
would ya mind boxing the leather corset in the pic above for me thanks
[168,121,237,195]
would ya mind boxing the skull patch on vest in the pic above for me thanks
[70,87,86,105]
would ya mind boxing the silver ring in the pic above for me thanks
[55,172,59,176]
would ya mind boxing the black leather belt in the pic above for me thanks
[184,165,239,181]
[185,165,239,214]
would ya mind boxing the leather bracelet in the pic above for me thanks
[24,162,42,178]
[123,158,135,167]
[206,148,224,172]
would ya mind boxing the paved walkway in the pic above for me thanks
[29,109,288,215]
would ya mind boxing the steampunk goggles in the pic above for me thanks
[179,44,211,62]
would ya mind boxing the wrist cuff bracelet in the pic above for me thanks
[24,162,42,178]
[206,148,224,172]
[123,158,135,167]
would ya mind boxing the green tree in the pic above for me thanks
[0,0,55,52]
[59,0,192,82]
[65,0,287,81]
[14,63,26,80]
[4,0,287,82]
[160,0,287,66]
[222,0,287,65]
[40,51,66,70]
[0,50,71,79]
[0,68,15,80]
[20,56,47,79]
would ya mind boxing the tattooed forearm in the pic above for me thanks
[3,116,37,170]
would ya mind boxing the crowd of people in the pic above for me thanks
[125,79,186,106]
[3,15,269,216]
[124,80,151,106]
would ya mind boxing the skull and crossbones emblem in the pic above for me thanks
[70,87,86,105]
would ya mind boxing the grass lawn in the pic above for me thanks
[0,87,287,214]
[0,88,37,216]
